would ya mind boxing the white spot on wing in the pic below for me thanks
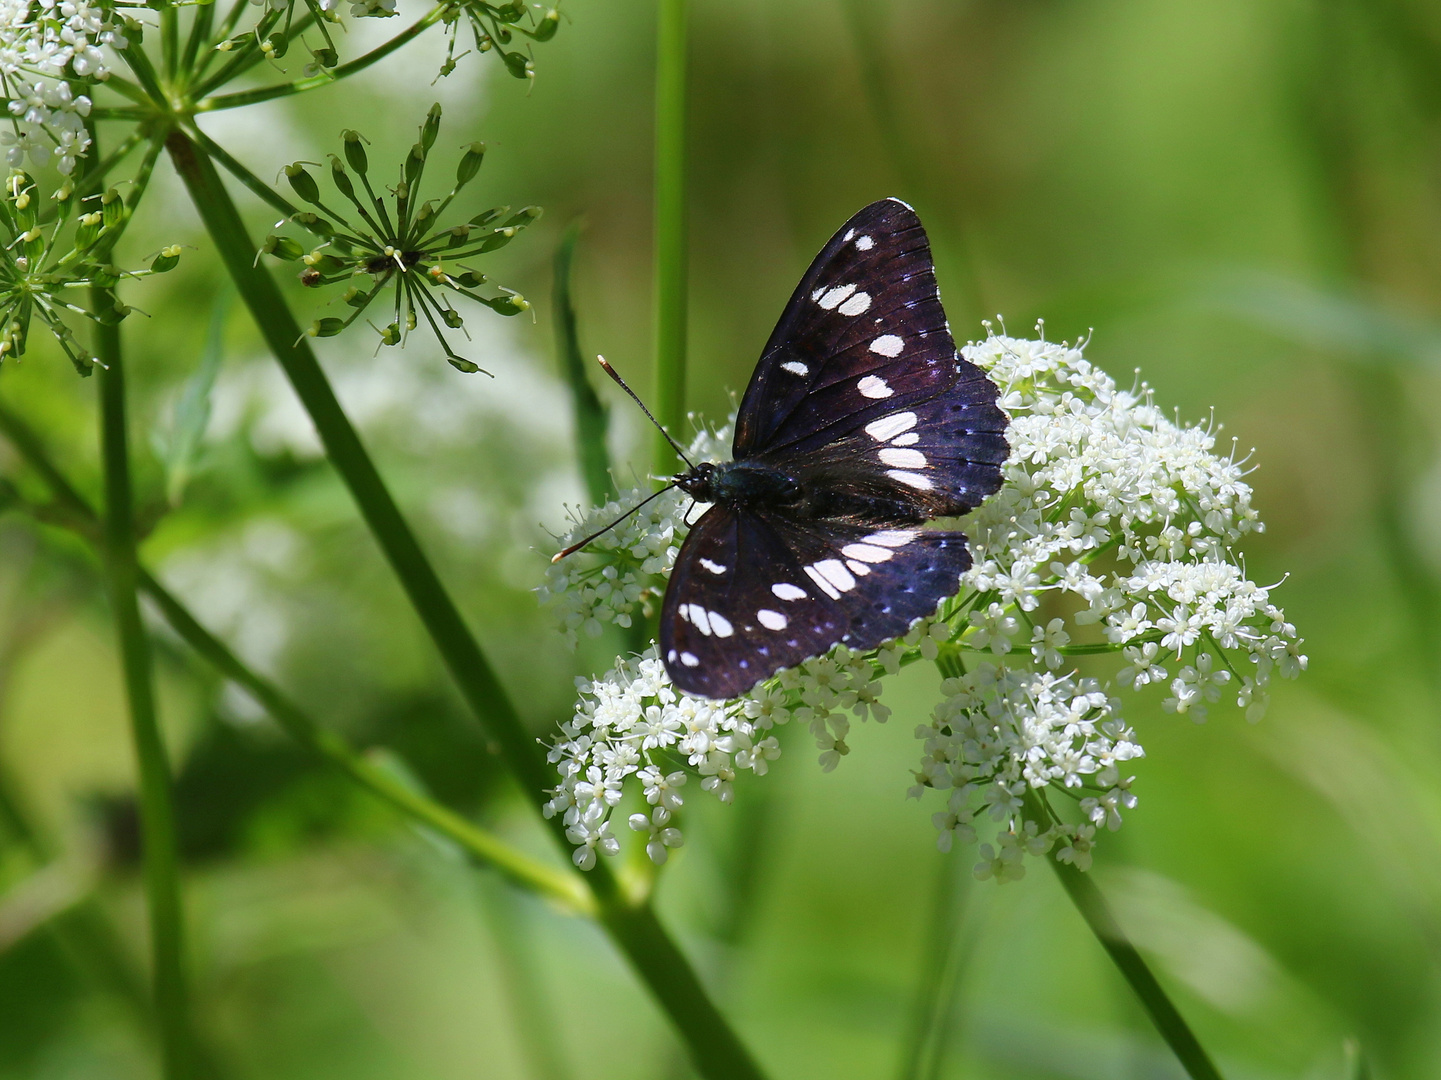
[812,559,857,593]
[818,284,857,310]
[869,334,904,357]
[864,411,917,442]
[843,228,856,242]
[667,649,678,662]
[680,651,700,667]
[837,291,871,316]
[699,558,727,574]
[772,583,807,602]
[865,530,916,548]
[855,234,874,251]
[709,611,734,638]
[757,609,788,631]
[880,447,928,469]
[684,604,715,635]
[887,469,933,490]
[892,432,919,446]
[846,560,871,576]
[804,565,841,599]
[780,360,809,376]
[842,542,893,563]
[857,375,893,399]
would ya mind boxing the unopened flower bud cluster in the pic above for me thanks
[543,331,1305,881]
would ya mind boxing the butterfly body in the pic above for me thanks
[659,198,1010,699]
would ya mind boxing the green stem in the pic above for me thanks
[651,0,688,474]
[197,6,446,111]
[191,10,318,98]
[165,129,770,1080]
[553,221,614,505]
[1025,792,1224,1080]
[95,320,193,1080]
[595,894,768,1080]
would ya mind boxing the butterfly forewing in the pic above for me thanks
[734,198,960,458]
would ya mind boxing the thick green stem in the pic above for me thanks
[95,322,193,1080]
[595,894,768,1080]
[651,0,688,474]
[1026,793,1223,1080]
[164,131,769,1080]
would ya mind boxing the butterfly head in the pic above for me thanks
[674,461,718,501]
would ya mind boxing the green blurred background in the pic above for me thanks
[1,0,1440,1076]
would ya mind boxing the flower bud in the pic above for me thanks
[102,188,123,228]
[478,226,517,252]
[328,156,356,201]
[502,49,534,80]
[285,163,321,205]
[150,245,182,273]
[455,143,485,186]
[453,269,486,289]
[445,352,480,374]
[74,210,103,248]
[261,31,287,59]
[530,9,560,41]
[446,224,471,247]
[262,234,305,261]
[308,317,346,337]
[377,321,401,346]
[311,46,338,68]
[291,211,333,239]
[487,293,529,316]
[405,142,425,186]
[343,286,368,308]
[93,296,131,325]
[495,1,525,22]
[421,103,442,151]
[441,307,464,329]
[342,130,368,175]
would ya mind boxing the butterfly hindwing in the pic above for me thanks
[662,507,975,699]
[661,506,849,699]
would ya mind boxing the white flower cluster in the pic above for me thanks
[959,331,1304,725]
[0,0,124,174]
[539,420,731,649]
[544,625,947,869]
[542,330,1306,881]
[916,664,1142,880]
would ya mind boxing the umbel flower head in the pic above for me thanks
[0,0,127,174]
[264,103,537,374]
[0,170,179,374]
[541,330,1307,879]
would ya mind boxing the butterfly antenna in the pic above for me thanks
[596,356,696,470]
[551,482,679,562]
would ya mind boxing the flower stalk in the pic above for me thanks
[1028,790,1225,1080]
[95,321,194,1080]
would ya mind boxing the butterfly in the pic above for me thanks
[659,198,1010,699]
